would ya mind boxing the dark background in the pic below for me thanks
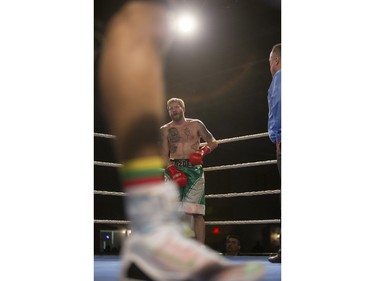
[94,0,281,255]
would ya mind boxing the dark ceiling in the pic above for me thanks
[94,0,281,137]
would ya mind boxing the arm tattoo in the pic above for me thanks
[201,124,213,142]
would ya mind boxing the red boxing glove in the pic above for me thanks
[166,165,188,187]
[189,146,211,166]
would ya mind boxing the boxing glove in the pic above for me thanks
[189,146,211,166]
[166,165,188,187]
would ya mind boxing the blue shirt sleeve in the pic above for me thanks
[267,70,281,143]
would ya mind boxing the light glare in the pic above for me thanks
[176,14,197,34]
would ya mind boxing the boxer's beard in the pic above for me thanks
[171,112,183,122]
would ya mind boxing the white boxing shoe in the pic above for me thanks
[121,181,264,281]
[121,224,264,281]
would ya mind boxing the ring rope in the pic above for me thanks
[94,131,274,169]
[94,190,281,225]
[203,160,277,172]
[200,132,269,146]
[94,131,279,227]
[94,219,280,225]
[94,159,277,170]
[94,161,121,168]
[94,132,116,139]
[205,219,280,225]
[205,189,280,198]
[94,189,280,198]
[94,190,125,196]
[94,132,269,144]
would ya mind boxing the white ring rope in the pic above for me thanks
[203,160,277,172]
[94,132,269,144]
[94,131,280,226]
[205,219,280,225]
[94,159,277,170]
[94,132,116,139]
[94,190,281,225]
[94,219,280,225]
[205,189,280,198]
[94,132,276,170]
[94,189,280,198]
[94,161,121,168]
[200,132,269,146]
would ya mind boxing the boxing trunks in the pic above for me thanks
[165,159,205,215]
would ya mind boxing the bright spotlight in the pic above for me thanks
[176,13,198,35]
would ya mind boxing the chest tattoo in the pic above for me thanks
[168,127,180,142]
[183,127,191,140]
[167,128,180,153]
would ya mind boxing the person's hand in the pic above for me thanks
[166,165,188,187]
[189,146,211,165]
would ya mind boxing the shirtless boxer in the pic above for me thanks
[99,1,263,280]
[160,98,218,244]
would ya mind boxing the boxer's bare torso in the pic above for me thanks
[161,118,209,159]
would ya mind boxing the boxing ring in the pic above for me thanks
[94,131,281,281]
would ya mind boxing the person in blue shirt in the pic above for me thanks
[267,43,282,263]
[268,43,281,174]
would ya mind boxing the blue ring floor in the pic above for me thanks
[94,255,281,281]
